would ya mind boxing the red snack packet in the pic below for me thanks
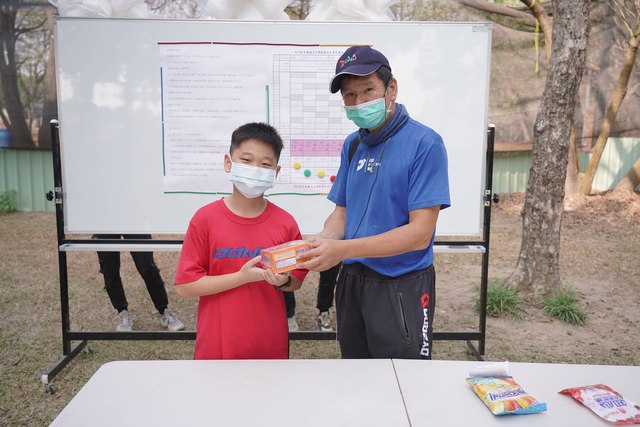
[560,384,640,424]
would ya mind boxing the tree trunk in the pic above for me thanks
[565,122,582,196]
[581,10,640,195]
[615,157,640,192]
[0,6,35,149]
[506,0,591,298]
[37,6,57,149]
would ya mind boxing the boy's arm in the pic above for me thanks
[175,256,294,298]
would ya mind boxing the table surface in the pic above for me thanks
[49,359,410,427]
[50,359,640,427]
[394,359,640,427]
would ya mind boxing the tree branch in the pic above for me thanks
[456,0,537,26]
[520,0,553,63]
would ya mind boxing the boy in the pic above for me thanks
[174,122,307,360]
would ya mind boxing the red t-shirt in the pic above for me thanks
[174,199,308,360]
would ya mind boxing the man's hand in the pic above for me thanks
[296,238,343,272]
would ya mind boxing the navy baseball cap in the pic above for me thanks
[329,45,391,94]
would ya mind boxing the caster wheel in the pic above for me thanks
[45,383,57,394]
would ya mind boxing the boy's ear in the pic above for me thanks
[275,164,281,177]
[223,154,232,173]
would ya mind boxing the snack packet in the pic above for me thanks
[559,384,640,424]
[467,376,547,415]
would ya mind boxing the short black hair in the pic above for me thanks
[230,122,284,161]
[339,65,393,92]
[375,66,393,87]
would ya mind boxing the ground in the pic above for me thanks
[0,191,639,425]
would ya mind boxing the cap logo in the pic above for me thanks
[339,53,357,69]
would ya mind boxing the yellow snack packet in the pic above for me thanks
[467,376,547,415]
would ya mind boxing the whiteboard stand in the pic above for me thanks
[42,120,498,392]
[433,124,497,360]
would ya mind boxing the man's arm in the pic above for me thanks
[298,206,440,272]
[317,205,346,240]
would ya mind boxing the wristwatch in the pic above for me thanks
[276,276,292,291]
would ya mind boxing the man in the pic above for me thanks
[297,46,450,359]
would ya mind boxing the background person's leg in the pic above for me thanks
[316,263,341,331]
[125,234,169,314]
[283,291,298,332]
[93,234,132,331]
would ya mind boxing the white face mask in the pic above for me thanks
[229,161,276,199]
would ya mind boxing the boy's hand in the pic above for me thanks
[262,268,290,288]
[239,255,266,283]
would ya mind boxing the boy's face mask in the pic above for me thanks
[229,161,276,199]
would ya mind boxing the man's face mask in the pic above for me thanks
[343,86,390,129]
[229,161,276,199]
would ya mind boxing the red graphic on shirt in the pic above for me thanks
[421,293,430,308]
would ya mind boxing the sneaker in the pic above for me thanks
[287,316,299,332]
[161,308,185,331]
[317,311,332,332]
[116,310,133,332]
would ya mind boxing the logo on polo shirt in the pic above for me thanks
[213,247,262,259]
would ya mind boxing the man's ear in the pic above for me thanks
[388,77,398,102]
[223,154,232,173]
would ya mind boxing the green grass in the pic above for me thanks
[474,280,524,320]
[543,287,587,326]
[0,190,17,214]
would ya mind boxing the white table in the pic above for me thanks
[50,359,640,427]
[395,359,640,426]
[49,359,410,427]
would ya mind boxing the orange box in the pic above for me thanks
[260,240,311,273]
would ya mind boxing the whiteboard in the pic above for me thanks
[54,18,491,235]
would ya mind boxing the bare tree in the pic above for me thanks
[615,157,640,191]
[37,5,56,149]
[286,0,312,20]
[519,0,553,65]
[0,2,46,149]
[506,0,591,297]
[517,0,585,196]
[581,0,640,194]
[145,0,201,19]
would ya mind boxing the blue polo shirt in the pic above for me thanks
[328,116,450,277]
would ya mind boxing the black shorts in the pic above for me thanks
[336,262,436,359]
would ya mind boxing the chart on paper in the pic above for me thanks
[159,43,354,195]
[271,50,355,194]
